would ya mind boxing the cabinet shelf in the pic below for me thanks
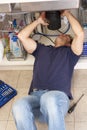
[0,54,34,70]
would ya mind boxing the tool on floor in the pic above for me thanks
[68,93,84,114]
[0,80,17,108]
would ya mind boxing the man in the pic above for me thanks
[12,10,84,130]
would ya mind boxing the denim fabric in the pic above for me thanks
[12,90,70,130]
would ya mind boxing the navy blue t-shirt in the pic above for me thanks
[29,42,80,99]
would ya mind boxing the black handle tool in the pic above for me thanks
[68,94,84,114]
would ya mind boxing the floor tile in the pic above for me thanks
[0,70,20,88]
[35,120,48,130]
[74,87,87,122]
[0,100,13,121]
[17,70,33,89]
[66,122,74,130]
[73,70,87,88]
[6,121,16,130]
[65,76,75,122]
[14,88,29,100]
[0,121,7,130]
[65,112,75,122]
[75,122,87,130]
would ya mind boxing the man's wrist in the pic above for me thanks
[36,18,42,25]
[64,10,71,17]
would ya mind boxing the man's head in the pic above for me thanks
[54,34,73,47]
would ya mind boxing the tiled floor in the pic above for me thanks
[0,69,87,130]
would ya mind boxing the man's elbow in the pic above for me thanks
[78,29,84,40]
[17,32,24,42]
[17,31,28,42]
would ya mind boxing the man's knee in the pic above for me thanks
[40,92,57,110]
[12,97,31,120]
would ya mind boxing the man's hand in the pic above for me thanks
[60,10,70,17]
[37,12,49,26]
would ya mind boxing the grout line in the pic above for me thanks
[15,70,21,89]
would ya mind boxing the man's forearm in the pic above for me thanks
[18,19,41,40]
[65,11,83,36]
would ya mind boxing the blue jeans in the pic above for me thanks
[12,90,70,130]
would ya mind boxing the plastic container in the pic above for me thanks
[11,36,22,57]
[9,32,14,52]
[0,40,4,61]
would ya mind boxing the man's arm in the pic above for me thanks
[18,12,48,54]
[62,10,84,55]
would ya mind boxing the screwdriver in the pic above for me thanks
[68,94,84,114]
